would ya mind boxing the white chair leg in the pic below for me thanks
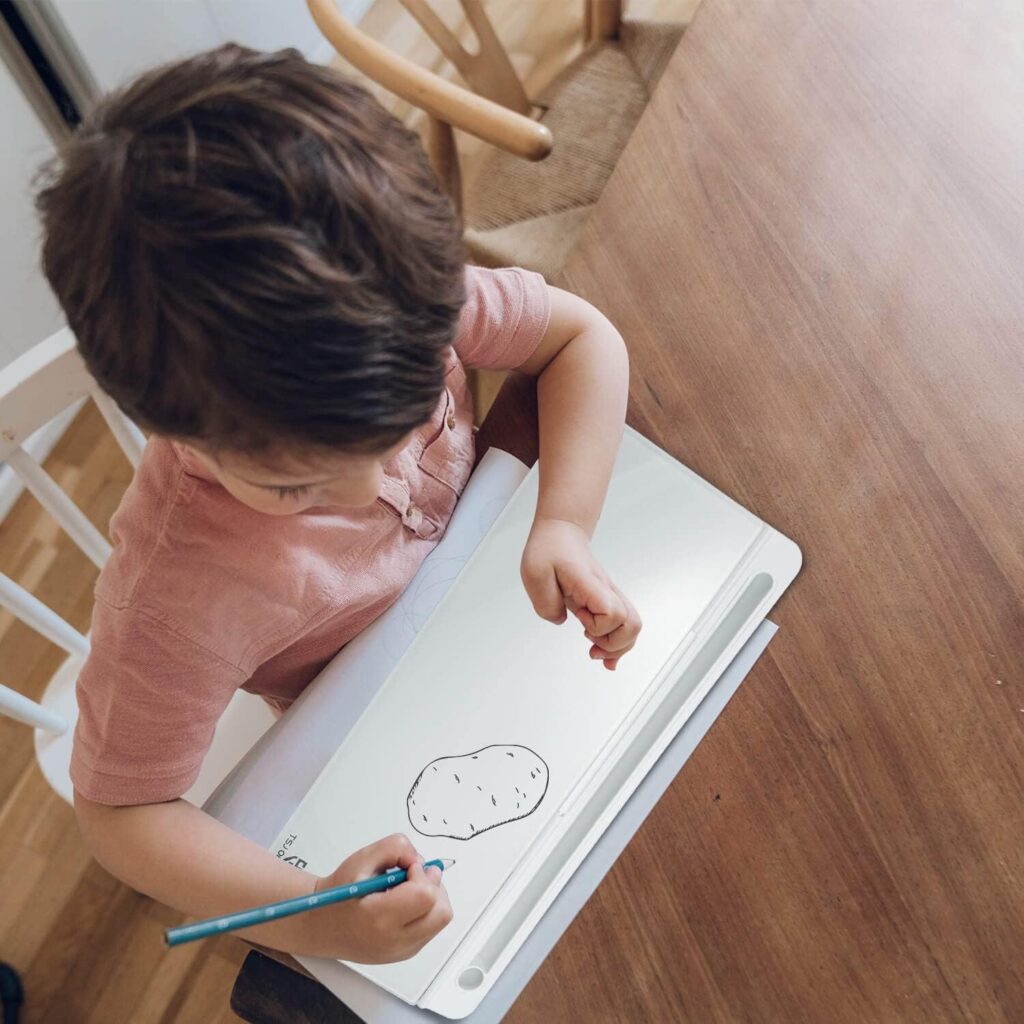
[0,572,90,656]
[6,446,111,569]
[91,391,146,468]
[0,682,68,733]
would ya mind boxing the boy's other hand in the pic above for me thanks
[311,833,452,963]
[520,518,642,670]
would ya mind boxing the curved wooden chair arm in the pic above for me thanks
[307,0,552,162]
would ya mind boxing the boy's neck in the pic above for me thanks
[171,440,220,485]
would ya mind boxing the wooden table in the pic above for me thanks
[232,0,1024,1019]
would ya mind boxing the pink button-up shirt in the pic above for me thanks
[71,266,550,805]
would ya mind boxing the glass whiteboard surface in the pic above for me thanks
[272,431,764,1004]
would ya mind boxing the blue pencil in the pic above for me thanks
[164,857,455,947]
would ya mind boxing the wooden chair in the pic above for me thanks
[0,329,275,805]
[307,0,690,280]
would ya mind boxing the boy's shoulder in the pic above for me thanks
[94,438,229,636]
[93,438,330,672]
[454,265,550,371]
[96,436,190,606]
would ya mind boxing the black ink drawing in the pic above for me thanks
[407,745,549,840]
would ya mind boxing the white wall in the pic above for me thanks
[0,59,64,367]
[51,0,368,93]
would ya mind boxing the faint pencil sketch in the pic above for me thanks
[381,554,466,662]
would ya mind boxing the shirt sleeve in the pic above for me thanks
[452,265,552,371]
[71,596,246,806]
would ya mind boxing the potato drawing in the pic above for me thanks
[407,745,549,840]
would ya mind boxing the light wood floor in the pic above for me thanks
[0,2,693,1021]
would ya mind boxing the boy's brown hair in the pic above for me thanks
[36,44,465,457]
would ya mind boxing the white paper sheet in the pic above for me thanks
[204,447,530,841]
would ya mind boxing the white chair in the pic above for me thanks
[0,327,275,805]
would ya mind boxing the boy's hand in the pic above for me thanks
[310,833,452,963]
[521,518,642,670]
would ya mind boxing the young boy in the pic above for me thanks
[36,44,640,964]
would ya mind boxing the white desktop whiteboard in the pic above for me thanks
[270,428,801,1018]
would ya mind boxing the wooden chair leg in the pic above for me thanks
[474,371,539,468]
[426,114,463,224]
[584,0,623,42]
[466,368,507,425]
[230,951,360,1024]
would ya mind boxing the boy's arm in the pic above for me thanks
[515,285,641,668]
[75,792,451,962]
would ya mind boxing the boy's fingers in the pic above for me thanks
[590,638,636,662]
[353,833,420,878]
[587,587,640,644]
[566,594,598,633]
[522,562,567,623]
[382,833,421,870]
[568,574,627,636]
[383,873,438,924]
[404,860,444,891]
[593,645,633,670]
[564,567,612,609]
[561,568,617,627]
[573,605,597,633]
[587,596,629,638]
[405,892,454,942]
[585,619,638,653]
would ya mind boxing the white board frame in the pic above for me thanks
[272,428,802,1018]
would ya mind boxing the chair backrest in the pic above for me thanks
[0,327,144,732]
[307,0,555,210]
[400,0,531,115]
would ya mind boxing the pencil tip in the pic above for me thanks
[442,858,456,868]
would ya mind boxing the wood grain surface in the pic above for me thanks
[231,0,1024,1020]
[511,0,1024,1020]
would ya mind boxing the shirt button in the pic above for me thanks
[405,501,416,518]
[447,411,456,430]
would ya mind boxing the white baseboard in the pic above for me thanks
[0,400,84,523]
